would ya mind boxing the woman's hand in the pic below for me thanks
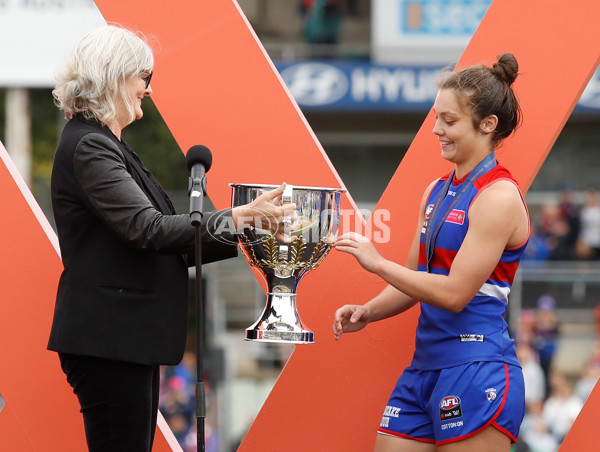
[233,183,297,241]
[252,183,297,241]
[333,304,371,340]
[334,232,385,273]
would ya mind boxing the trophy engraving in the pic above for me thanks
[230,183,345,343]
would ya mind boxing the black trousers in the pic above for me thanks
[59,353,160,452]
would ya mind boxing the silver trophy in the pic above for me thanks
[230,183,345,344]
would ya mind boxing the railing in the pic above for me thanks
[510,260,600,331]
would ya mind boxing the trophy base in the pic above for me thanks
[244,292,315,344]
[245,329,314,344]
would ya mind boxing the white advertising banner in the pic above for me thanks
[0,0,106,87]
[373,0,492,64]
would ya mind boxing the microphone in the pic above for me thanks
[186,145,213,226]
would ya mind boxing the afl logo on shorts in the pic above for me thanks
[440,395,463,421]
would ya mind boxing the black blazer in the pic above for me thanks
[48,117,237,365]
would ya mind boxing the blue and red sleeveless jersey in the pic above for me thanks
[412,164,529,370]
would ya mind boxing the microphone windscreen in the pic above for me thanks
[185,145,213,172]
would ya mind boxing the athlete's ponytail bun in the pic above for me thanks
[492,53,519,87]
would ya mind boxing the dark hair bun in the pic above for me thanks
[492,53,519,86]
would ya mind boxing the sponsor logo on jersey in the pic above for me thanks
[445,209,466,225]
[439,395,462,421]
[459,334,485,342]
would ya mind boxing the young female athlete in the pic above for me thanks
[333,53,529,452]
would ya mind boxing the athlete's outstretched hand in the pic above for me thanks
[334,232,384,273]
[333,304,371,340]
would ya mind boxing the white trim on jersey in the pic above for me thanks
[476,282,510,303]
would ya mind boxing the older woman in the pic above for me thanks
[48,25,289,451]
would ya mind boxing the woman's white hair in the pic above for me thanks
[53,24,154,125]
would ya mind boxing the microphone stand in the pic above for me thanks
[189,175,207,452]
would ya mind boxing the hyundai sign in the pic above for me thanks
[277,61,443,111]
[277,60,600,113]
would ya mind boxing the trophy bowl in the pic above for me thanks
[230,183,345,344]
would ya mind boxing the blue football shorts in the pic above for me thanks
[377,361,525,446]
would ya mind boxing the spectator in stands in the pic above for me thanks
[573,342,600,403]
[516,309,537,346]
[519,401,559,452]
[160,351,197,445]
[517,343,546,407]
[535,202,571,261]
[532,295,560,398]
[522,223,553,261]
[574,187,600,259]
[301,0,342,52]
[557,184,581,258]
[542,372,583,444]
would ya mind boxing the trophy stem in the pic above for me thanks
[245,293,315,344]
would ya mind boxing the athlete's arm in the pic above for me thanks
[332,181,435,340]
[335,180,528,314]
[332,240,418,340]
